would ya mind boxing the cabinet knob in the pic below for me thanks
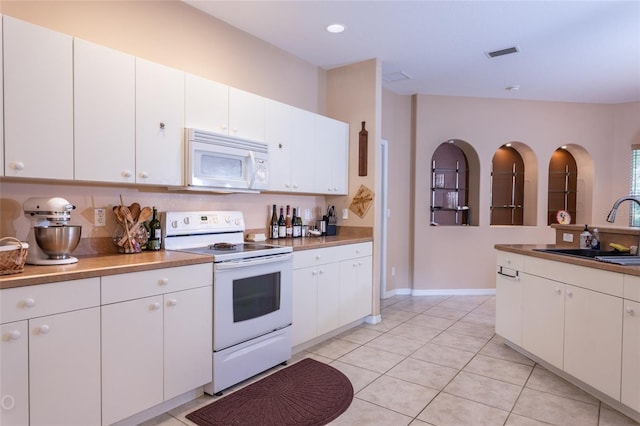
[122,170,133,178]
[554,287,562,295]
[159,122,166,130]
[311,270,317,276]
[151,302,161,311]
[506,258,511,264]
[139,171,149,179]
[159,278,169,286]
[11,161,25,171]
[293,184,299,189]
[278,143,283,149]
[221,124,228,131]
[626,307,635,315]
[22,298,36,308]
[38,325,50,334]
[285,184,291,188]
[566,290,573,297]
[352,262,358,267]
[358,261,363,266]
[1,394,16,410]
[316,255,321,260]
[232,127,238,134]
[167,299,177,307]
[319,269,324,275]
[8,329,21,340]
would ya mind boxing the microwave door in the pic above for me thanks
[193,148,251,189]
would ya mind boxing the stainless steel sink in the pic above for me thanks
[533,248,632,259]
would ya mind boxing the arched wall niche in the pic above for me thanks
[549,144,594,225]
[490,141,538,226]
[429,139,480,226]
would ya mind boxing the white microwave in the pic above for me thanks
[185,128,269,193]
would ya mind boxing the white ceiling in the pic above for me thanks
[184,1,640,104]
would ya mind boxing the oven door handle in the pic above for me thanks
[215,253,293,270]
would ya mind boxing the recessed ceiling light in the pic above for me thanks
[326,23,345,33]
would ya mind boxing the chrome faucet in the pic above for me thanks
[606,196,640,223]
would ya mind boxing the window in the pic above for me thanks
[630,145,640,226]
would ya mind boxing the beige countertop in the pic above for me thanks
[495,243,640,277]
[1,233,373,290]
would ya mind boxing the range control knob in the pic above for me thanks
[183,217,190,225]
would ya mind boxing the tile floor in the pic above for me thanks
[145,295,640,426]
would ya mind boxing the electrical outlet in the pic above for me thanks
[342,208,348,219]
[563,233,574,243]
[95,208,106,227]
[304,208,311,220]
[391,266,396,276]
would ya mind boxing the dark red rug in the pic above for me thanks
[186,358,353,426]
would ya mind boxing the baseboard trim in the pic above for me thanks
[382,288,496,297]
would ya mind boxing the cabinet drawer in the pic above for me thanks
[0,278,100,324]
[293,247,340,269]
[101,263,213,304]
[524,256,623,297]
[624,274,640,303]
[332,242,373,260]
[496,251,524,270]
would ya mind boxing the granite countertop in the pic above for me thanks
[1,232,373,290]
[495,243,640,277]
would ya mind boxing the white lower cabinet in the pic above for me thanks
[101,264,213,425]
[564,284,622,400]
[622,299,640,412]
[292,242,372,347]
[0,278,101,426]
[521,273,565,369]
[102,295,164,425]
[495,266,523,345]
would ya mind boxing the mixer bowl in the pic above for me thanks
[34,225,82,259]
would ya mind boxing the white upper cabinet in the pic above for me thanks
[74,38,135,183]
[265,99,293,191]
[314,115,349,194]
[229,87,265,142]
[291,107,316,193]
[184,73,229,134]
[3,16,73,179]
[135,58,185,186]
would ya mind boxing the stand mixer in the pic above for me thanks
[23,197,81,265]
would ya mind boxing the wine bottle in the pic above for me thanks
[148,206,161,251]
[285,205,293,238]
[278,207,286,238]
[270,204,279,239]
[293,207,302,238]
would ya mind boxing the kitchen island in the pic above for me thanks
[495,243,640,423]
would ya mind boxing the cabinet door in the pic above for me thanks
[265,99,293,191]
[135,58,185,185]
[495,267,523,345]
[74,38,135,183]
[315,115,349,194]
[229,87,265,141]
[164,286,213,400]
[184,73,229,134]
[3,16,73,179]
[622,299,640,412]
[102,296,163,425]
[292,267,318,347]
[521,274,565,369]
[291,107,315,192]
[317,262,340,336]
[564,285,622,400]
[356,255,373,318]
[29,308,101,426]
[0,321,28,426]
[339,258,360,325]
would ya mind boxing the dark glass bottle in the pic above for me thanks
[278,207,286,238]
[270,204,279,239]
[148,207,161,251]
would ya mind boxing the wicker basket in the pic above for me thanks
[0,237,29,275]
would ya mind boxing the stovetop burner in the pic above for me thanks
[211,242,237,250]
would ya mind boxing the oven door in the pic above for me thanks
[213,253,292,351]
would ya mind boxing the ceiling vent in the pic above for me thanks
[382,71,412,83]
[486,46,520,58]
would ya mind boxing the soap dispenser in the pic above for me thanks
[580,225,592,249]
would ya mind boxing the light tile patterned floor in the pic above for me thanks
[144,295,640,426]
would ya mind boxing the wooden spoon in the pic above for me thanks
[118,206,152,246]
[129,203,141,222]
[119,205,136,252]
